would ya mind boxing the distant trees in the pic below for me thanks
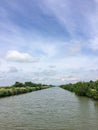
[12,81,52,88]
[12,81,42,88]
[13,82,24,87]
[60,80,98,100]
[0,82,52,98]
[24,82,37,87]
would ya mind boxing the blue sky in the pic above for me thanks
[0,0,98,86]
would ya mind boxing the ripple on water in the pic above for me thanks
[0,87,98,130]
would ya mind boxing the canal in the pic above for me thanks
[0,87,98,130]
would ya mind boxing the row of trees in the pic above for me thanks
[0,82,53,98]
[12,81,53,88]
[60,80,98,100]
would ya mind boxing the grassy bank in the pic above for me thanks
[0,82,53,98]
[60,80,98,100]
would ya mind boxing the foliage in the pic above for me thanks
[13,82,24,87]
[60,80,98,100]
[0,82,52,98]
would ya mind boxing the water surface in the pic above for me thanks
[0,87,98,130]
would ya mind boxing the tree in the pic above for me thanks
[24,82,37,87]
[13,82,24,87]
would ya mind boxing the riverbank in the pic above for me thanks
[0,82,53,98]
[60,80,98,100]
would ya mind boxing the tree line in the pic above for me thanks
[60,80,98,100]
[12,81,53,88]
[0,82,53,98]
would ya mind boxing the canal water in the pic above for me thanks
[0,87,98,130]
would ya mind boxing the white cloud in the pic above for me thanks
[6,50,39,63]
[62,41,83,56]
[61,77,79,82]
[89,37,98,50]
[37,42,58,57]
[49,65,56,68]
[8,66,18,73]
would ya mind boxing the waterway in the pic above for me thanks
[0,87,98,130]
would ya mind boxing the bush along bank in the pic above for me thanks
[60,80,98,100]
[0,82,53,98]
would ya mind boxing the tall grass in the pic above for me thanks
[0,85,51,98]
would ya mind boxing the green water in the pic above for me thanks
[0,87,98,130]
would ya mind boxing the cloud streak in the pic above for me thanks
[42,0,96,38]
[0,0,98,85]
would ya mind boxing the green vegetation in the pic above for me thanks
[0,82,53,98]
[60,80,98,100]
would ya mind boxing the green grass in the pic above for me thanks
[0,85,51,98]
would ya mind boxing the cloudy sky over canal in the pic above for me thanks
[0,0,98,85]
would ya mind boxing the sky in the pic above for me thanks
[0,0,98,86]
